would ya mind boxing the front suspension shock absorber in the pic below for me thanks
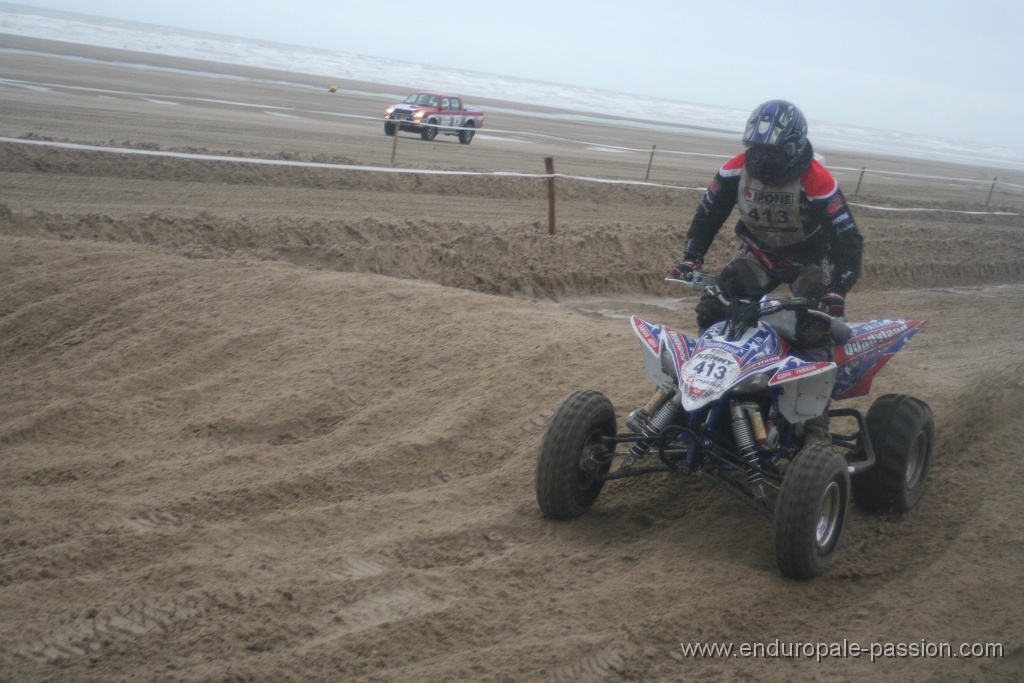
[730,400,765,491]
[622,392,682,468]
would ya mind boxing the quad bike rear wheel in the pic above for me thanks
[773,442,850,579]
[535,390,616,519]
[852,394,935,513]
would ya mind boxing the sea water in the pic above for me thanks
[2,3,1023,173]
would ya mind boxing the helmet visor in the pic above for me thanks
[745,143,792,164]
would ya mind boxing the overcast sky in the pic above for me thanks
[9,0,1024,149]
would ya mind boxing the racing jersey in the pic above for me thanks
[685,152,863,294]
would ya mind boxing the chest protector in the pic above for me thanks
[736,167,818,248]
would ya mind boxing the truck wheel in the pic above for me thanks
[852,394,934,513]
[535,390,616,520]
[773,442,850,579]
[420,121,438,141]
[384,121,396,136]
[458,121,476,144]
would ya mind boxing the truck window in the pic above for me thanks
[440,98,450,110]
[451,98,461,110]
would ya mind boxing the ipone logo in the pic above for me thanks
[744,188,795,205]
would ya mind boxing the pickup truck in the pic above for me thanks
[383,92,484,144]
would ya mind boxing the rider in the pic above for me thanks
[671,99,864,443]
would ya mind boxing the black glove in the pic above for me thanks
[820,292,846,318]
[671,256,703,281]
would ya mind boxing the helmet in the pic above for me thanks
[742,100,810,183]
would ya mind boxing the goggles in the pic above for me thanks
[745,143,794,164]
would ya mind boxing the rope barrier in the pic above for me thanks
[5,75,1021,196]
[0,137,1019,218]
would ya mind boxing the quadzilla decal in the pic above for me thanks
[840,321,909,357]
[833,344,893,399]
[665,329,694,367]
[834,319,925,369]
[833,320,923,399]
[697,339,744,354]
[736,354,785,381]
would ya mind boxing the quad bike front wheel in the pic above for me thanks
[535,390,616,520]
[773,442,850,579]
[852,394,935,513]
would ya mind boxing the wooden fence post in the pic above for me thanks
[644,145,656,182]
[545,156,556,235]
[390,124,400,165]
[855,167,866,196]
[987,177,998,206]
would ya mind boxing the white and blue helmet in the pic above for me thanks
[742,100,810,182]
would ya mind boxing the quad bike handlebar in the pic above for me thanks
[665,272,850,342]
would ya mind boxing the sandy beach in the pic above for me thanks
[2,33,1023,682]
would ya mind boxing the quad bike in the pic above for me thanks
[535,272,935,579]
